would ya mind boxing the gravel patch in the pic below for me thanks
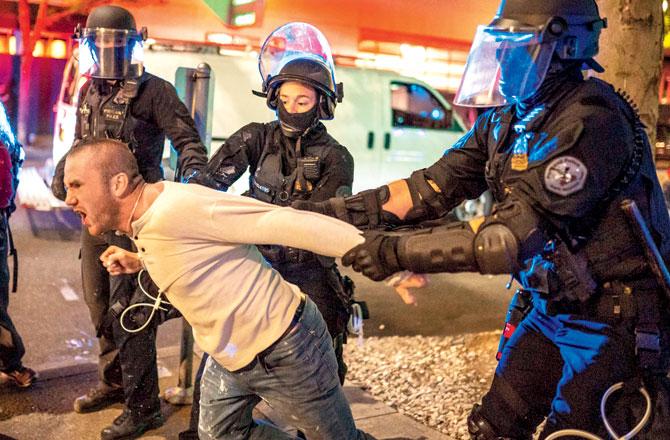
[345,331,501,439]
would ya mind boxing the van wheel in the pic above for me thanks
[453,190,493,221]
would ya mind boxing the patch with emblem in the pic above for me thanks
[544,156,588,196]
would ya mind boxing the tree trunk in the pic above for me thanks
[595,0,663,144]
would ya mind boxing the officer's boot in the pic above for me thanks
[100,408,164,440]
[74,382,125,413]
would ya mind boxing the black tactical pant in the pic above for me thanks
[478,304,670,439]
[0,213,25,372]
[80,228,160,418]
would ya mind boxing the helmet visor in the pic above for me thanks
[78,28,144,79]
[454,26,556,107]
[259,22,336,91]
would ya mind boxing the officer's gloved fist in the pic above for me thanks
[291,198,337,218]
[342,231,401,281]
[51,176,67,201]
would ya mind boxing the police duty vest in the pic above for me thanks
[248,132,328,206]
[78,76,163,182]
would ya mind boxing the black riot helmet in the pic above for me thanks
[75,5,148,79]
[256,22,343,120]
[454,0,607,107]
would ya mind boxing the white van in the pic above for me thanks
[52,46,491,216]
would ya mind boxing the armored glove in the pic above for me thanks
[342,231,401,281]
[291,198,338,218]
[51,172,67,201]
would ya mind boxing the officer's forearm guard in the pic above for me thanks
[396,222,479,273]
[328,186,393,228]
[393,200,544,275]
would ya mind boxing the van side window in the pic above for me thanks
[391,82,452,130]
[61,56,85,106]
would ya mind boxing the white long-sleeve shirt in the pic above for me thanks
[131,181,363,371]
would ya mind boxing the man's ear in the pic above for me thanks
[110,173,131,198]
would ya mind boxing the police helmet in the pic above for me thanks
[257,22,343,120]
[454,0,607,107]
[492,0,607,69]
[75,6,147,79]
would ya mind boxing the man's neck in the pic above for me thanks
[119,181,164,235]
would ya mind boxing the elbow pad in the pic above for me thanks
[404,169,451,220]
[336,170,448,228]
[474,198,546,274]
[473,224,520,274]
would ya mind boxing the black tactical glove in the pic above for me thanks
[51,174,67,201]
[342,231,401,281]
[51,154,68,201]
[291,198,338,218]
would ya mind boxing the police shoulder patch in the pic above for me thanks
[543,156,588,196]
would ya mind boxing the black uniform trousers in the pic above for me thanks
[80,228,160,418]
[0,212,25,372]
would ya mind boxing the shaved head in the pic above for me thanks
[68,139,142,189]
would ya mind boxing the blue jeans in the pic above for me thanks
[199,297,367,440]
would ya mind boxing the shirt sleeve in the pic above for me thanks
[200,123,264,190]
[208,194,364,257]
[423,111,491,210]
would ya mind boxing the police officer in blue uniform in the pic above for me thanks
[295,1,670,438]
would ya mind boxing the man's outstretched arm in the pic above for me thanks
[209,196,364,258]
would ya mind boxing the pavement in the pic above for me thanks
[0,347,450,440]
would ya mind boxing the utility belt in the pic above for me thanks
[546,278,668,373]
[258,245,318,265]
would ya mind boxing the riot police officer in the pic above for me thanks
[51,5,207,440]
[296,1,670,438]
[198,21,353,381]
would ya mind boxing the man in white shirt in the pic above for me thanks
[63,138,370,440]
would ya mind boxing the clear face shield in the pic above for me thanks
[258,22,337,92]
[454,25,557,107]
[77,28,145,79]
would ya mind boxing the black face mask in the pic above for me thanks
[277,99,318,138]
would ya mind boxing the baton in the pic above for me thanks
[620,199,670,301]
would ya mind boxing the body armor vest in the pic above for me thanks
[485,80,661,304]
[78,77,163,182]
[249,130,330,265]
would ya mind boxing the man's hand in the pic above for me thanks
[100,246,143,275]
[291,198,337,218]
[386,271,429,305]
[342,231,401,281]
